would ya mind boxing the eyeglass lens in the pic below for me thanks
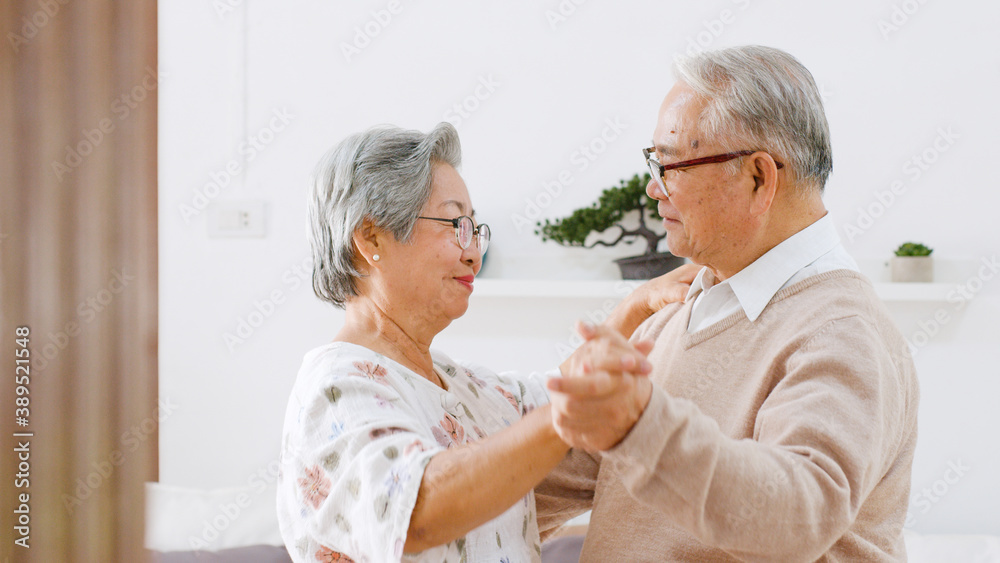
[476,224,490,254]
[456,216,490,254]
[647,159,667,193]
[457,216,473,249]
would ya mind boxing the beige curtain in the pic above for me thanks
[0,1,158,561]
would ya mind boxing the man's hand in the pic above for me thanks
[548,322,655,451]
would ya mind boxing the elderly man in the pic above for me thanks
[541,45,919,561]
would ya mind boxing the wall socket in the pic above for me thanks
[207,200,266,238]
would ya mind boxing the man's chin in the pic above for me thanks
[662,238,687,259]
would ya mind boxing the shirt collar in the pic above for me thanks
[683,214,842,321]
[685,266,716,303]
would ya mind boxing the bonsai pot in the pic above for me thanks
[891,256,933,283]
[614,252,686,280]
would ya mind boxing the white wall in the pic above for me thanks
[159,0,1000,536]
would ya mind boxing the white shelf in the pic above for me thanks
[472,279,953,302]
[873,283,953,302]
[472,279,642,299]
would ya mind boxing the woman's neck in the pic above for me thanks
[336,298,444,387]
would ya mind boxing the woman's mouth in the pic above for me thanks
[454,275,475,291]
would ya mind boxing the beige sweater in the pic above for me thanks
[537,271,919,562]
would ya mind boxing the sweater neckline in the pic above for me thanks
[680,269,869,348]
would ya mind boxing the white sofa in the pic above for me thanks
[146,483,1000,562]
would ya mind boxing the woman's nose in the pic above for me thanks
[462,241,482,269]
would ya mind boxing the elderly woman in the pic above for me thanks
[277,122,695,562]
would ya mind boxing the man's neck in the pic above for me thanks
[710,201,827,281]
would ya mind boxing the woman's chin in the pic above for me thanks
[432,296,471,329]
[452,299,471,319]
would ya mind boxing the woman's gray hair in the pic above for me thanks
[308,122,462,307]
[673,45,832,192]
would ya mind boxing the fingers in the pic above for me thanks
[628,263,700,317]
[575,319,598,340]
[647,284,689,311]
[547,371,633,397]
[575,320,623,342]
[634,339,654,355]
[667,263,700,284]
[548,376,653,451]
[570,322,652,376]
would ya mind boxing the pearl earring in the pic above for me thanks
[372,254,380,261]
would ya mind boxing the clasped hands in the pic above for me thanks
[547,322,655,452]
[546,264,697,451]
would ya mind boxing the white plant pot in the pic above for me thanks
[891,256,934,283]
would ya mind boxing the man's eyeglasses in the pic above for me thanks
[417,215,490,254]
[642,147,784,196]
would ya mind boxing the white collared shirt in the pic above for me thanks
[686,215,859,333]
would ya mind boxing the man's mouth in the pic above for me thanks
[455,275,475,290]
[658,206,681,225]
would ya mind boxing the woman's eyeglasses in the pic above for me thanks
[417,216,490,254]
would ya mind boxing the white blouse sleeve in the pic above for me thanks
[279,354,443,562]
[457,360,553,416]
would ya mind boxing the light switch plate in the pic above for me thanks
[208,200,266,238]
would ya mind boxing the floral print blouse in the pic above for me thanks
[277,342,550,563]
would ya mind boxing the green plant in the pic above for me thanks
[535,172,665,255]
[894,242,933,257]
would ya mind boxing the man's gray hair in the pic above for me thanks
[308,122,462,307]
[673,45,832,191]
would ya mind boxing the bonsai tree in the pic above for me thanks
[894,242,933,257]
[535,172,665,256]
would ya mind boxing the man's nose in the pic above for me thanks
[647,178,668,200]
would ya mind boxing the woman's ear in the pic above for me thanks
[352,217,384,267]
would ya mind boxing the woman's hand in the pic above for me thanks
[633,262,700,316]
[550,322,654,451]
[605,263,701,339]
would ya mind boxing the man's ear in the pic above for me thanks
[352,217,384,267]
[748,153,780,217]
